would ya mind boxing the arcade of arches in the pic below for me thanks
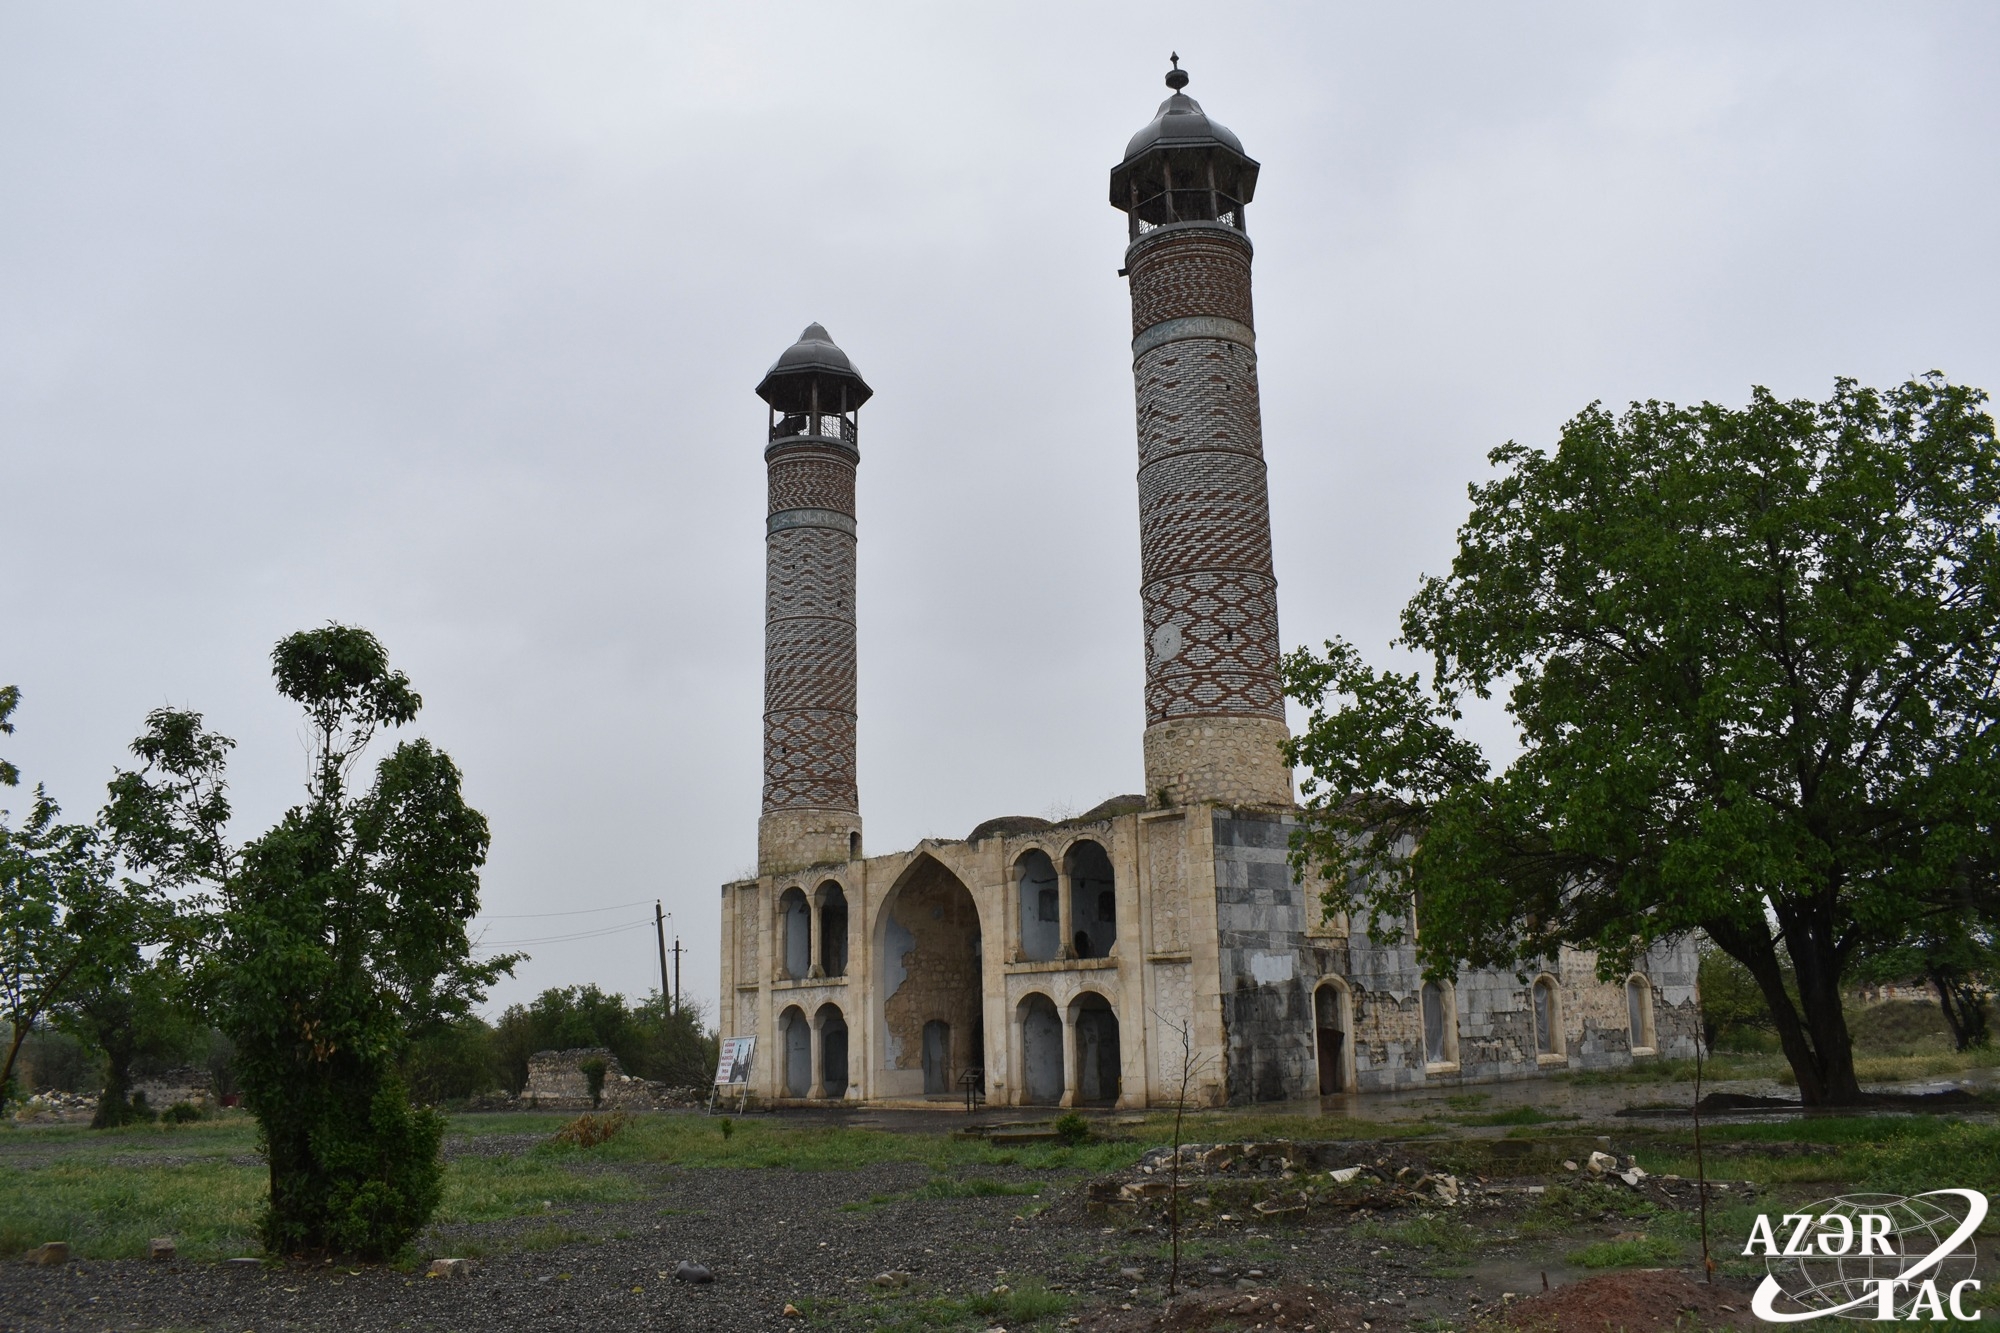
[880,856,983,1098]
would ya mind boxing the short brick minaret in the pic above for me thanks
[1112,59,1292,808]
[756,323,870,874]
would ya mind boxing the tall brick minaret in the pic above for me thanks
[1112,59,1292,808]
[756,324,870,875]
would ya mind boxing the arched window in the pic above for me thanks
[1626,975,1655,1054]
[778,887,810,980]
[816,881,848,977]
[815,1002,848,1098]
[1065,840,1116,959]
[1421,980,1458,1068]
[1532,976,1564,1058]
[780,1006,811,1098]
[1016,850,1060,962]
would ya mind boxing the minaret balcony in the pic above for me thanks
[770,411,858,444]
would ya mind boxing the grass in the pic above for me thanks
[0,1117,265,1260]
[829,1276,1072,1333]
[1567,1235,1684,1268]
[1449,1105,1578,1127]
[1641,1117,2000,1194]
[573,1114,1147,1174]
[435,1150,643,1224]
[1354,1212,1479,1257]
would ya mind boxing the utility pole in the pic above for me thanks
[672,936,684,1014]
[655,900,670,1012]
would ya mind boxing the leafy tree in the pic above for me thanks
[56,938,197,1127]
[1283,376,2000,1106]
[1697,944,1782,1051]
[1,724,124,1108]
[491,985,716,1091]
[0,684,20,788]
[110,626,515,1256]
[1850,912,1997,1051]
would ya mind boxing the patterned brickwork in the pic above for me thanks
[768,451,856,516]
[1142,570,1283,720]
[1135,338,1264,467]
[766,527,855,621]
[763,426,861,835]
[1128,239,1283,720]
[1136,450,1276,582]
[1127,225,1254,335]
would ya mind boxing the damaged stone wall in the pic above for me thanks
[880,858,983,1091]
[1212,808,1316,1103]
[521,1047,690,1110]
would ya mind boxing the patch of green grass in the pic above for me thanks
[833,1276,1072,1333]
[1645,1118,2000,1194]
[1354,1213,1477,1257]
[914,1176,1041,1200]
[1568,1234,1684,1268]
[512,1224,595,1252]
[0,1155,263,1260]
[1517,1182,1657,1237]
[565,1115,1145,1174]
[1443,1094,1490,1110]
[434,1150,643,1224]
[1452,1105,1578,1127]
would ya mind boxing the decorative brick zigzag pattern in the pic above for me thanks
[764,435,859,814]
[768,453,856,515]
[1127,229,1255,334]
[767,527,855,621]
[1127,224,1283,728]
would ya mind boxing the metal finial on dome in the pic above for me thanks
[1165,53,1188,91]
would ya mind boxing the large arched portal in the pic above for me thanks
[878,855,984,1099]
[1071,992,1121,1105]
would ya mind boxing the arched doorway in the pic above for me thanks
[1018,993,1063,1105]
[817,881,849,977]
[1071,992,1121,1105]
[1065,840,1117,959]
[780,1005,811,1098]
[1015,850,1060,962]
[877,855,984,1099]
[816,1003,849,1098]
[1314,979,1352,1094]
[779,888,811,980]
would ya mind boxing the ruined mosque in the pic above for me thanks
[717,62,1702,1108]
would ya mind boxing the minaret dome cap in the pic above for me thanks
[755,322,874,412]
[1110,57,1260,212]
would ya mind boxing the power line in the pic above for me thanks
[472,918,653,949]
[475,898,654,921]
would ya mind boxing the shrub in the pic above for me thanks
[1052,1112,1091,1146]
[164,1100,204,1124]
[548,1111,630,1149]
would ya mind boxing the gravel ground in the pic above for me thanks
[0,1151,1531,1333]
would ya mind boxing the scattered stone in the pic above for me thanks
[1329,1166,1363,1184]
[783,1303,803,1317]
[674,1260,715,1284]
[1617,1167,1649,1188]
[871,1270,911,1289]
[1118,1267,1143,1280]
[148,1237,176,1262]
[227,1257,262,1268]
[1431,1173,1460,1204]
[1561,1159,1578,1172]
[1586,1150,1618,1174]
[24,1242,69,1267]
[426,1258,475,1280]
[990,1283,1011,1295]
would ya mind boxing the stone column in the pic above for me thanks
[1059,1004,1080,1108]
[1057,864,1076,960]
[809,1015,826,1099]
[807,893,824,980]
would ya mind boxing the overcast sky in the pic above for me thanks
[4,4,1996,1020]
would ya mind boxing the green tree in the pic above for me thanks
[110,626,515,1256]
[1,687,134,1114]
[0,684,20,788]
[1283,376,2000,1106]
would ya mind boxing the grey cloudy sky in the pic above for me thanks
[5,4,1996,1018]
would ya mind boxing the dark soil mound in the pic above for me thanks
[1498,1270,1757,1333]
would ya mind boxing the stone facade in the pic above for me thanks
[715,65,1703,1110]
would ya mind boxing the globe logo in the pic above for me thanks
[1749,1189,1985,1322]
